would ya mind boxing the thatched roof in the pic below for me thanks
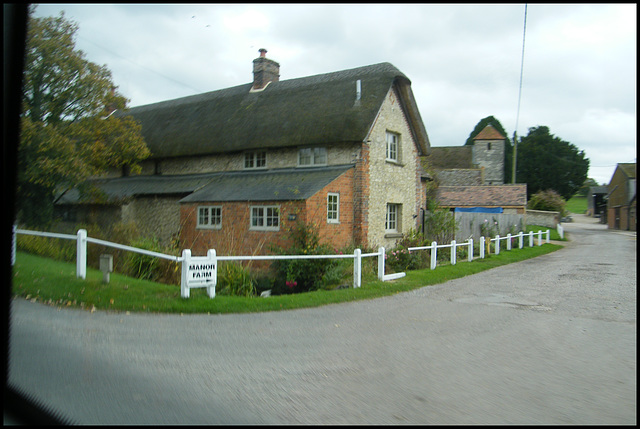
[115,62,430,159]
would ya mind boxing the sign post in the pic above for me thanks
[181,249,217,298]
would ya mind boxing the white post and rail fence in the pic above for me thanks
[11,226,551,299]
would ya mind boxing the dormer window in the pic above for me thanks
[244,151,267,169]
[298,147,327,167]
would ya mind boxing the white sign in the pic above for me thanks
[181,249,217,298]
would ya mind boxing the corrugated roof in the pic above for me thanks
[115,62,430,158]
[180,165,354,203]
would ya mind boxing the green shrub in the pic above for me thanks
[270,221,338,295]
[125,237,161,281]
[217,262,256,297]
[528,189,567,217]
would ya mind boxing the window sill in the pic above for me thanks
[385,160,405,167]
[196,226,222,230]
[384,232,403,239]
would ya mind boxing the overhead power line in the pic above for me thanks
[512,4,527,184]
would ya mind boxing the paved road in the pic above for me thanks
[7,215,636,424]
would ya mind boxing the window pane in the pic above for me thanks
[386,204,398,231]
[198,207,208,225]
[386,132,398,161]
[256,152,266,167]
[313,147,327,164]
[252,207,263,227]
[299,148,312,165]
[327,194,338,221]
[244,153,253,168]
[212,207,221,225]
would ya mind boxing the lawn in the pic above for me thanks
[12,241,563,314]
[566,196,587,215]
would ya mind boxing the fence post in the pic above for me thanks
[468,238,473,262]
[451,240,456,265]
[181,249,191,298]
[76,229,87,279]
[207,249,216,298]
[529,231,534,247]
[546,230,550,243]
[353,248,362,288]
[11,225,16,266]
[377,247,385,281]
[430,241,437,270]
[518,231,523,249]
[538,231,542,246]
[507,233,512,251]
[480,236,485,259]
[495,235,500,255]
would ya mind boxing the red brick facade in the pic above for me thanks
[179,168,357,256]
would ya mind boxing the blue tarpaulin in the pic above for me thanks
[454,207,503,213]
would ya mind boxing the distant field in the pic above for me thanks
[566,196,587,214]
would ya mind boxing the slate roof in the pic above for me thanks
[422,146,474,170]
[436,184,527,207]
[56,173,221,204]
[180,164,354,203]
[115,62,430,159]
[58,165,355,204]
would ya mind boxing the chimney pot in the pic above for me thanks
[252,48,280,91]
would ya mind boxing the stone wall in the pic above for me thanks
[366,86,422,249]
[525,209,560,228]
[472,139,504,185]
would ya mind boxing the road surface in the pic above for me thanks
[6,214,636,424]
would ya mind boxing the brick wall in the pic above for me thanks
[179,169,356,255]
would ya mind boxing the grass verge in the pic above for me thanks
[12,242,563,314]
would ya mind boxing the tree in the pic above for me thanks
[577,177,600,197]
[18,7,149,227]
[515,126,589,200]
[465,115,513,184]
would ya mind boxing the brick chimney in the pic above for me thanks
[252,48,280,91]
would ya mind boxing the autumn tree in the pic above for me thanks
[17,7,149,227]
[465,115,513,183]
[516,126,589,200]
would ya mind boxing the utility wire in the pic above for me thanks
[78,35,205,97]
[512,4,527,184]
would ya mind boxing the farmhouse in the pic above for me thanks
[57,50,432,255]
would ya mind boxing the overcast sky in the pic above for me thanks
[32,3,636,186]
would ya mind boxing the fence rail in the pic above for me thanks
[12,226,551,299]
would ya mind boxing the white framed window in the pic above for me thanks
[327,193,339,223]
[250,206,280,231]
[197,206,222,229]
[385,203,401,233]
[298,147,327,167]
[386,131,400,162]
[244,151,267,169]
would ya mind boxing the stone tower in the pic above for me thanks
[472,124,505,185]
